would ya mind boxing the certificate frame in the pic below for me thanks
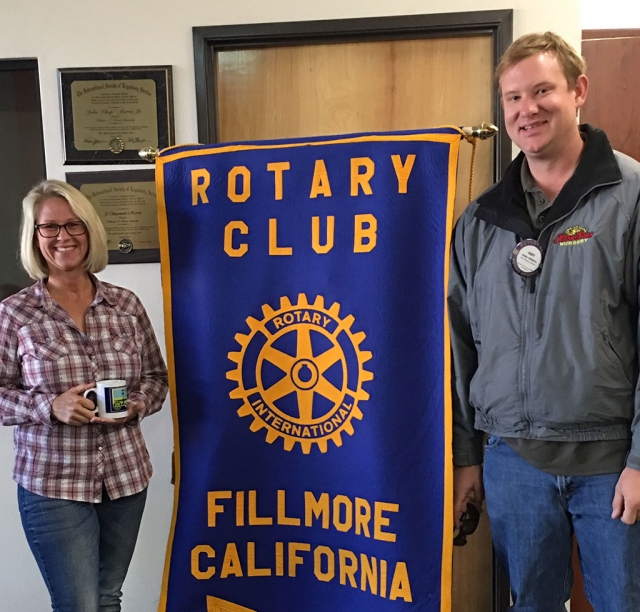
[66,170,160,264]
[59,65,174,165]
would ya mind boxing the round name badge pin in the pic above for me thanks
[510,239,544,276]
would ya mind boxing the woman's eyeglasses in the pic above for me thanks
[35,221,87,238]
[453,502,480,546]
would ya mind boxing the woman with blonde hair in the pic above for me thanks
[0,179,168,611]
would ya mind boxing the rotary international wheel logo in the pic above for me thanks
[227,294,373,453]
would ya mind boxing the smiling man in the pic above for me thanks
[448,32,640,611]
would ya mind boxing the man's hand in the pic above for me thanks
[454,465,484,529]
[90,399,145,425]
[51,382,97,425]
[612,467,640,525]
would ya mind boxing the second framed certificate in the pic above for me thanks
[66,170,159,264]
[59,66,174,164]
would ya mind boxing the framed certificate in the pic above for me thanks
[66,170,159,263]
[59,66,174,164]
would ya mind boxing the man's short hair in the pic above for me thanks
[20,179,108,279]
[496,31,587,90]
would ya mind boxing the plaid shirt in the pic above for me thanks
[0,277,168,502]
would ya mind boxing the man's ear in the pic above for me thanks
[574,74,589,111]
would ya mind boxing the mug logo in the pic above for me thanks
[553,225,594,246]
[106,387,128,413]
[227,294,373,454]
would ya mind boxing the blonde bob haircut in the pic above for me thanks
[496,31,587,91]
[20,179,108,279]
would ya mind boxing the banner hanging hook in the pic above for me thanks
[439,122,499,203]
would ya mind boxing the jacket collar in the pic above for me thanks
[474,124,621,240]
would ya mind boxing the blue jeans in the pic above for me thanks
[18,485,147,612]
[483,436,640,612]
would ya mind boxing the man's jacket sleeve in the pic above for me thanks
[629,202,640,470]
[448,215,484,467]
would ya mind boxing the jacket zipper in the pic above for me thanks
[520,276,536,432]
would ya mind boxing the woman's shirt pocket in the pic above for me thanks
[18,329,70,389]
[101,317,142,379]
[112,327,140,355]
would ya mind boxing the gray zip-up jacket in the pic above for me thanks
[449,125,640,470]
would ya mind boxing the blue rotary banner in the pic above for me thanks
[157,129,460,612]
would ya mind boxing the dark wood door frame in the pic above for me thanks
[0,58,46,175]
[192,10,513,182]
[0,58,46,293]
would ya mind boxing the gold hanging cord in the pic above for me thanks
[442,122,499,203]
[139,121,498,203]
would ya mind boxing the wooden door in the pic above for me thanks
[582,29,640,162]
[215,36,494,228]
[571,540,593,612]
[195,15,513,610]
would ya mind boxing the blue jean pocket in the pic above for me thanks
[485,434,503,449]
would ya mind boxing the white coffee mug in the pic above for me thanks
[83,379,129,419]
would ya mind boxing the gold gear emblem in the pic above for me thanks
[227,294,373,453]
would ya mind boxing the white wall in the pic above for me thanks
[0,1,579,610]
[582,0,640,29]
